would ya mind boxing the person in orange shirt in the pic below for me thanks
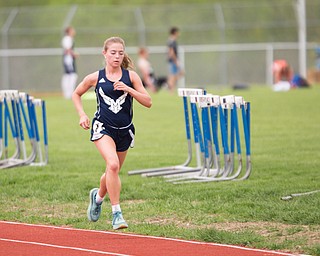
[272,60,294,92]
[272,59,293,84]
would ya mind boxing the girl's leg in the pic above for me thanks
[96,173,107,202]
[94,135,129,229]
[94,135,127,206]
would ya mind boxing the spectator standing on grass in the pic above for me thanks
[72,36,152,230]
[61,26,78,99]
[315,46,320,71]
[167,26,184,92]
[313,46,320,83]
[137,47,167,93]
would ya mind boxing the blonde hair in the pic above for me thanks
[103,37,134,70]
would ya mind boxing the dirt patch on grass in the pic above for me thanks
[145,216,319,249]
[10,198,86,219]
[211,221,319,247]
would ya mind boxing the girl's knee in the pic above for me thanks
[107,161,120,173]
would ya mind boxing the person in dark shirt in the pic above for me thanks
[167,27,184,92]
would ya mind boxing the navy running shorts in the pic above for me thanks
[90,118,135,152]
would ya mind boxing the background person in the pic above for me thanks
[272,59,293,84]
[315,46,320,71]
[167,26,184,92]
[272,59,293,92]
[312,46,320,83]
[61,26,78,99]
[137,47,167,93]
[72,37,152,230]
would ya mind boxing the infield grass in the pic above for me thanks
[0,85,319,255]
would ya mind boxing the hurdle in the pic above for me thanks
[28,96,48,166]
[169,94,251,184]
[0,90,48,169]
[0,90,24,168]
[165,94,223,182]
[170,94,219,178]
[128,88,205,176]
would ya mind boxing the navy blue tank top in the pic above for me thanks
[94,68,133,128]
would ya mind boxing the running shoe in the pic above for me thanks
[112,211,128,230]
[87,188,102,222]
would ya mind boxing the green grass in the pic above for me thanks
[0,86,320,255]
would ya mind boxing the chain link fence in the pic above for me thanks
[0,0,319,92]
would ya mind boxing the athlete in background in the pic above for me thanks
[61,26,78,99]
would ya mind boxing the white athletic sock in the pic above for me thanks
[112,204,121,214]
[95,190,104,204]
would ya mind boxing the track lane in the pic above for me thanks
[0,221,296,256]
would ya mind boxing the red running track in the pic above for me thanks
[0,221,297,256]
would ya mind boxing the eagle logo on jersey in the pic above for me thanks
[99,87,128,114]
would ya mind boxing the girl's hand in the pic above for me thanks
[113,81,131,93]
[79,114,90,130]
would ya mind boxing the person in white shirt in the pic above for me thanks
[61,26,78,99]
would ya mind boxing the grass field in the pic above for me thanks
[0,85,319,255]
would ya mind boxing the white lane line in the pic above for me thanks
[0,238,132,256]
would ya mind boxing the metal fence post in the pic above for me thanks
[1,8,18,89]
